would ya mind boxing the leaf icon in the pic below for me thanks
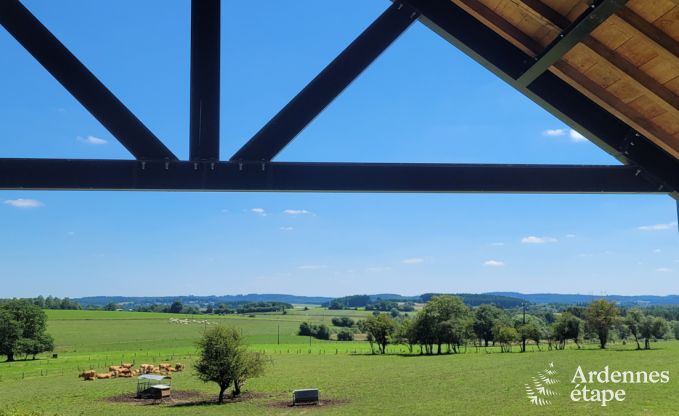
[526,363,560,406]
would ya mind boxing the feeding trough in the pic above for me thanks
[292,388,319,406]
[136,374,172,399]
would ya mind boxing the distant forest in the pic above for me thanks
[4,291,679,314]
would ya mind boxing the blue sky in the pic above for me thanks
[1,0,677,298]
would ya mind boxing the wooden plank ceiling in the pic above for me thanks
[452,0,679,160]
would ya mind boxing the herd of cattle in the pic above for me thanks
[168,318,213,325]
[78,362,185,380]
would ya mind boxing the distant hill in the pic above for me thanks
[488,292,679,306]
[76,294,334,308]
[73,292,679,309]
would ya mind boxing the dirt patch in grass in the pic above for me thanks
[107,390,210,406]
[267,398,349,409]
[107,390,268,407]
[170,391,269,407]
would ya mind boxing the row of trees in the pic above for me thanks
[30,296,81,310]
[356,296,673,355]
[0,300,54,361]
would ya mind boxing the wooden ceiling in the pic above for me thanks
[452,0,679,160]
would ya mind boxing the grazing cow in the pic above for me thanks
[175,363,185,371]
[159,363,171,370]
[79,370,96,381]
[96,372,113,379]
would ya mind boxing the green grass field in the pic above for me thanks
[1,308,677,415]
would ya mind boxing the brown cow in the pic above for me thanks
[175,363,185,371]
[96,372,113,379]
[121,363,133,369]
[79,370,96,381]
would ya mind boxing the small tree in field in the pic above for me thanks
[194,326,267,403]
[639,316,669,350]
[585,299,619,349]
[361,314,396,354]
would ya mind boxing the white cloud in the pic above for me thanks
[542,129,566,136]
[283,209,312,215]
[521,236,557,244]
[489,242,505,247]
[656,267,672,273]
[565,234,576,238]
[279,226,293,231]
[569,129,588,142]
[3,198,43,208]
[77,135,107,145]
[638,221,677,231]
[402,257,424,264]
[484,260,505,267]
[298,264,326,270]
[250,208,266,216]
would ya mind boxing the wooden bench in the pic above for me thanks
[292,388,319,405]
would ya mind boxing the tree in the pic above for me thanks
[409,296,470,354]
[639,316,669,349]
[194,326,267,403]
[103,302,119,311]
[517,321,543,352]
[585,299,619,349]
[473,304,503,347]
[393,318,414,353]
[16,334,54,360]
[552,312,582,349]
[361,314,396,354]
[315,324,331,340]
[168,301,183,314]
[0,300,52,362]
[494,326,518,352]
[624,308,644,350]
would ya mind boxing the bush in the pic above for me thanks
[316,324,330,340]
[331,317,355,327]
[298,322,330,339]
[337,330,354,341]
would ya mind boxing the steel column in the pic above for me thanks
[189,0,221,161]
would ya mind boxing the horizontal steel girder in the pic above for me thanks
[0,159,662,193]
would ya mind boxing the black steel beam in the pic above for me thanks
[0,159,661,193]
[0,0,177,161]
[402,0,679,198]
[230,2,419,162]
[189,0,220,161]
[516,0,628,86]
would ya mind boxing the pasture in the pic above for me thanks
[1,308,678,415]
